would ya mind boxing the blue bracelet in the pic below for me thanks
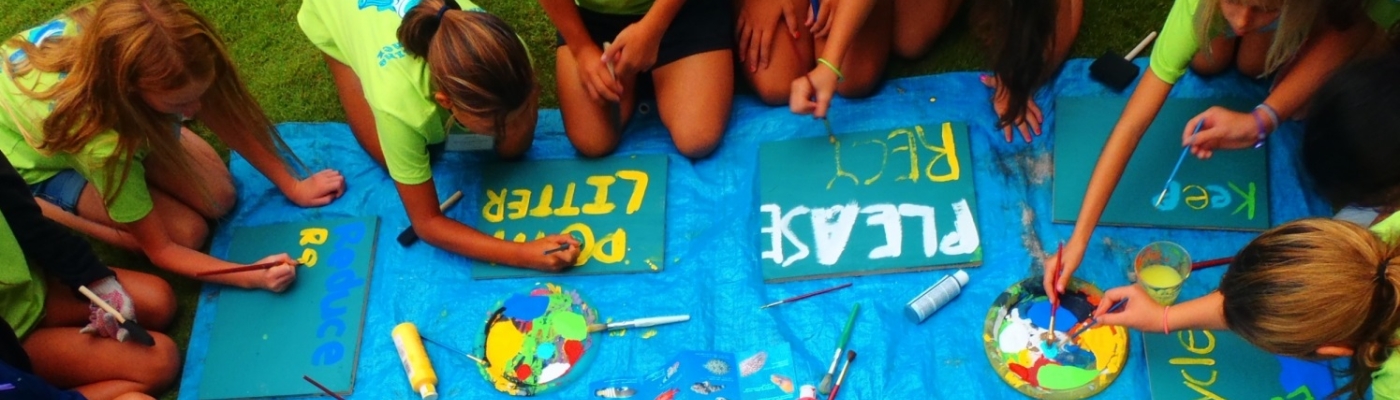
[1251,110,1268,149]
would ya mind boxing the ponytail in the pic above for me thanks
[1221,218,1400,399]
[396,0,534,135]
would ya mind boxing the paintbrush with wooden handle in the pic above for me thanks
[78,286,155,347]
[587,315,690,333]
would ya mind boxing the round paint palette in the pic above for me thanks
[477,283,599,396]
[982,277,1129,399]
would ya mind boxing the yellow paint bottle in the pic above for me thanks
[392,323,439,400]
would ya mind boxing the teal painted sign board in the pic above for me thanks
[1052,97,1270,231]
[758,122,983,282]
[473,155,668,279]
[1144,330,1336,399]
[197,217,379,400]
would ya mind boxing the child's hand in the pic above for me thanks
[1043,244,1083,306]
[790,67,839,118]
[572,45,623,102]
[79,276,136,342]
[982,75,1044,143]
[1093,285,1165,332]
[247,253,298,292]
[736,0,802,73]
[807,0,837,38]
[287,169,345,207]
[603,22,664,79]
[518,234,582,272]
[1184,107,1267,159]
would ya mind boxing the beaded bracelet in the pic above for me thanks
[816,58,845,82]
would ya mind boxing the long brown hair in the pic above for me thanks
[4,0,295,204]
[971,0,1059,130]
[397,0,534,136]
[1221,218,1400,399]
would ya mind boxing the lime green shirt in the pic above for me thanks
[0,14,154,223]
[299,0,492,185]
[1374,212,1400,399]
[1149,0,1400,85]
[576,0,653,15]
[0,207,46,339]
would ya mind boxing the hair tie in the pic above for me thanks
[1378,258,1391,283]
[435,0,461,22]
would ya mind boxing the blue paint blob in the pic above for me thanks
[1055,344,1098,369]
[1026,300,1080,331]
[537,342,557,360]
[502,294,550,320]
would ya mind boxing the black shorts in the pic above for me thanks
[557,0,733,69]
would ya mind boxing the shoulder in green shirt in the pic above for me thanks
[1,13,154,223]
[576,0,654,15]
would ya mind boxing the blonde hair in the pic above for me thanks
[397,0,535,136]
[4,0,295,204]
[1221,218,1400,399]
[1192,0,1324,77]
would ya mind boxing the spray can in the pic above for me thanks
[904,270,970,323]
[392,323,440,400]
[798,384,818,400]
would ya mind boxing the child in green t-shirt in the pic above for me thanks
[1092,47,1400,400]
[299,0,581,271]
[0,0,331,291]
[1045,0,1393,304]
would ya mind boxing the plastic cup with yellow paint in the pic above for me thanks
[1132,241,1191,305]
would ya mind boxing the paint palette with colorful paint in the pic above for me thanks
[477,283,599,396]
[982,278,1129,399]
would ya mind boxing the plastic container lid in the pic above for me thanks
[952,269,970,287]
[419,384,438,400]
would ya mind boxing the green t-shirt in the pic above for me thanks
[1374,212,1400,398]
[0,207,46,339]
[0,14,154,223]
[576,0,653,15]
[1149,0,1400,85]
[299,0,487,185]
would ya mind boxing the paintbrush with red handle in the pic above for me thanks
[827,350,857,400]
[194,261,287,277]
[1191,256,1233,271]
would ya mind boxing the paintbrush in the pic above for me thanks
[1060,299,1129,345]
[397,190,464,247]
[823,117,836,143]
[827,351,857,400]
[193,261,287,277]
[1155,119,1207,207]
[77,286,156,347]
[1191,256,1233,271]
[818,303,860,394]
[543,243,571,255]
[587,315,690,333]
[303,375,345,400]
[760,282,852,309]
[420,334,487,365]
[1043,243,1064,342]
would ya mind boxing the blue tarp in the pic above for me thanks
[179,58,1331,399]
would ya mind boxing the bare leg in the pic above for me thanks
[324,54,386,165]
[71,183,209,251]
[737,4,816,105]
[34,198,138,249]
[143,128,235,219]
[555,45,637,158]
[653,49,735,159]
[816,0,893,98]
[891,0,963,59]
[37,268,176,331]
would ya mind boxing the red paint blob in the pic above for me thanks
[564,340,584,363]
[1009,363,1036,387]
[515,363,533,381]
[521,321,533,333]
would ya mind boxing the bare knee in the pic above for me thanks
[836,69,884,99]
[747,72,796,106]
[114,393,156,400]
[133,334,181,394]
[669,124,726,159]
[200,180,236,219]
[893,35,936,60]
[570,135,620,158]
[112,269,176,330]
[165,213,209,249]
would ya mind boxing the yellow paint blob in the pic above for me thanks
[485,320,524,390]
[642,329,658,339]
[1140,265,1183,287]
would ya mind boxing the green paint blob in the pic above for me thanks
[553,312,588,340]
[1036,364,1099,390]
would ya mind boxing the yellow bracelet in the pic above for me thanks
[816,58,844,82]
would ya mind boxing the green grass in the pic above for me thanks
[1,1,1166,398]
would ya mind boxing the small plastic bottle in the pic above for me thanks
[904,270,970,323]
[392,323,439,400]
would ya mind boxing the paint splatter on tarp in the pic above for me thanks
[982,278,1129,399]
[478,283,599,396]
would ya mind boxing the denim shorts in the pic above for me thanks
[28,169,87,215]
